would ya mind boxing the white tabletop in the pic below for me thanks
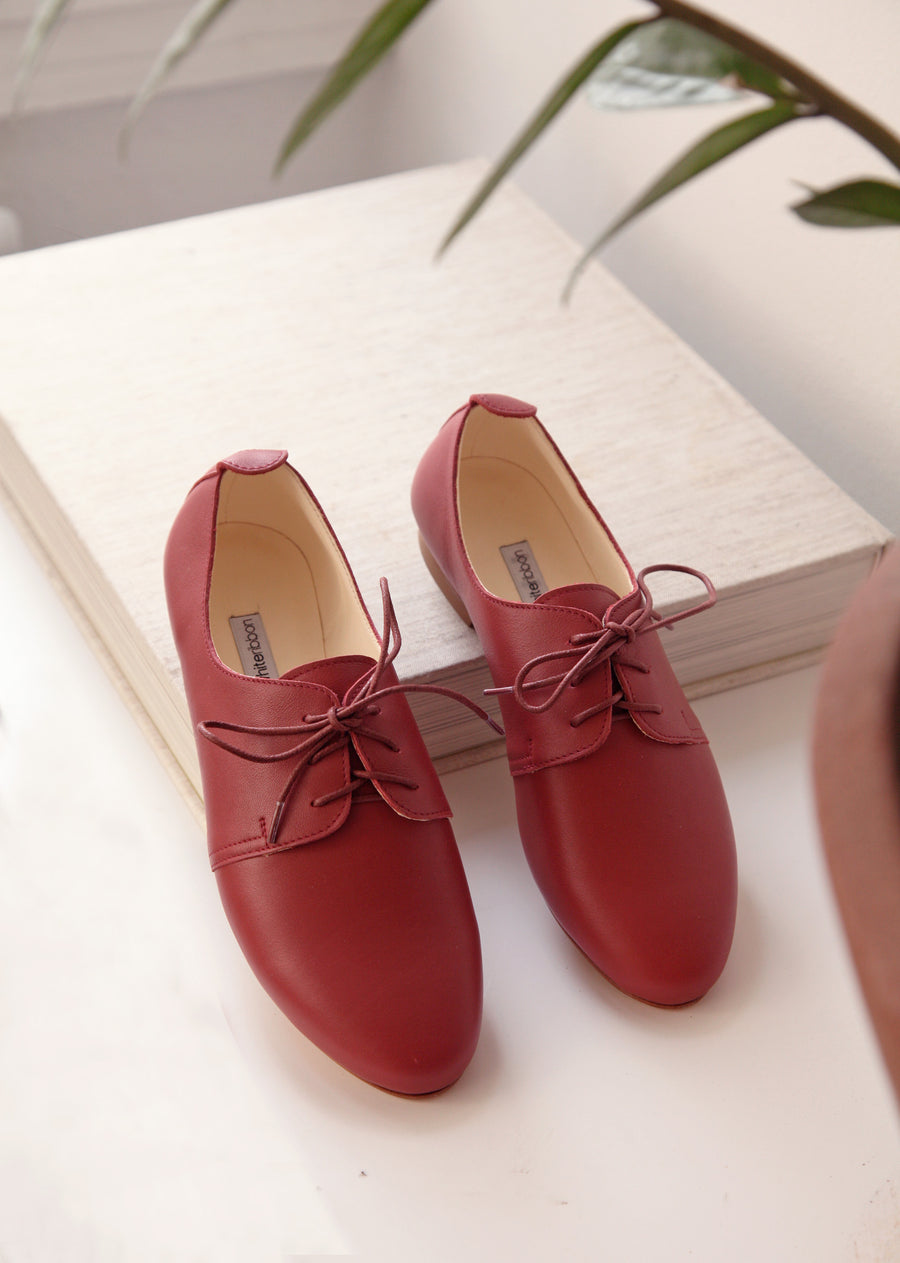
[2,495,898,1263]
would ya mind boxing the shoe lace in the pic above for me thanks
[198,578,502,848]
[484,565,716,728]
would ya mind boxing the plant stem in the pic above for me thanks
[651,0,900,173]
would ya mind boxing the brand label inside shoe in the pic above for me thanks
[229,612,279,679]
[500,540,549,603]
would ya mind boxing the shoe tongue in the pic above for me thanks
[534,583,622,621]
[279,655,377,696]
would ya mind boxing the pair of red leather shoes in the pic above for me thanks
[164,397,737,1094]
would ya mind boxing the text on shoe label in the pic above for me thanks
[500,540,549,602]
[229,612,279,678]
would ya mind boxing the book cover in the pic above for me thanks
[0,161,889,798]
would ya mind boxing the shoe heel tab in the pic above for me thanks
[468,393,536,419]
[189,449,289,491]
[217,450,288,475]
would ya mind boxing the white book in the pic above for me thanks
[0,161,889,803]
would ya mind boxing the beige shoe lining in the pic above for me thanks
[457,405,630,602]
[208,465,377,677]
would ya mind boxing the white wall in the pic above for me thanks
[0,68,395,245]
[1,0,897,531]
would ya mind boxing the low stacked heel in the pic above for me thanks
[418,532,474,628]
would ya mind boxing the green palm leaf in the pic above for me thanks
[586,18,793,111]
[438,19,650,257]
[14,0,76,108]
[275,0,436,175]
[792,179,900,227]
[565,98,800,297]
[121,0,237,152]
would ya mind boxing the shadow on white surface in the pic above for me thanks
[555,879,766,1036]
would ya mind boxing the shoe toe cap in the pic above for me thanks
[215,808,482,1093]
[517,728,738,1005]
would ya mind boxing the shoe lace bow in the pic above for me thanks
[485,564,716,728]
[199,578,503,848]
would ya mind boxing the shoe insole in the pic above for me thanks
[458,451,629,603]
[209,521,324,677]
[207,465,377,678]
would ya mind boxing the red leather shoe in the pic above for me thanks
[165,449,497,1092]
[411,395,738,1005]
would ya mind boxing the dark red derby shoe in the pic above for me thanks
[411,395,738,1005]
[165,449,496,1092]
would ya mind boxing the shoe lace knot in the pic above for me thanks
[485,564,716,727]
[198,578,502,847]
